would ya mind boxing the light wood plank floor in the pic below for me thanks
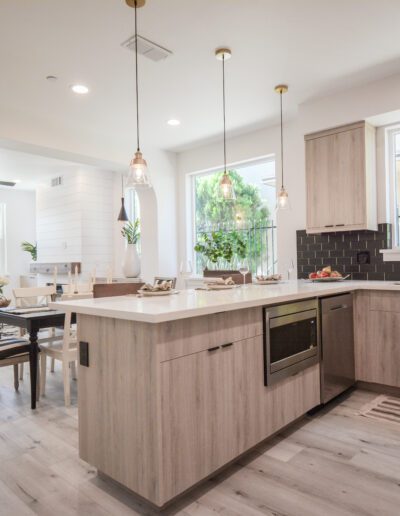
[1,365,400,516]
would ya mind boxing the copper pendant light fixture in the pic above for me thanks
[216,48,235,201]
[275,84,289,210]
[125,0,150,188]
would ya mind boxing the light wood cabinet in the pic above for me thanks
[305,121,377,234]
[355,291,400,388]
[160,336,320,501]
[78,311,320,508]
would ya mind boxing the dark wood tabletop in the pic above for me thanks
[0,307,76,409]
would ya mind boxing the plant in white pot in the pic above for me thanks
[121,219,141,278]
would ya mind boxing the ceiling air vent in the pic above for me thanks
[51,176,63,187]
[121,34,172,62]
[0,181,16,187]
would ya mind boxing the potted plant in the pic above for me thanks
[194,230,247,273]
[0,276,10,307]
[121,219,141,278]
[21,241,37,261]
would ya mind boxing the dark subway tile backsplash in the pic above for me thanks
[296,224,399,281]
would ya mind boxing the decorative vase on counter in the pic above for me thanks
[122,244,141,278]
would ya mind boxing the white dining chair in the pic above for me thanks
[39,310,77,406]
[12,286,58,379]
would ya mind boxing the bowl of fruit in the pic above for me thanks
[308,266,348,282]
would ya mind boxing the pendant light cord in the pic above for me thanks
[135,1,140,152]
[280,90,284,189]
[222,54,227,174]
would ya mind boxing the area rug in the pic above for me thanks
[359,395,400,425]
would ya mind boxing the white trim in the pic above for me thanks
[386,126,400,246]
[186,153,275,178]
[380,248,400,262]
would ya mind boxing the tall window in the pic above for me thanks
[387,129,400,246]
[0,204,6,273]
[126,189,140,222]
[191,158,277,274]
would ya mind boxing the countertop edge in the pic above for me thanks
[47,282,392,323]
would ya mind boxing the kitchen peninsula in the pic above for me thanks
[53,281,400,508]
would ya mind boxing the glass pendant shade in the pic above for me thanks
[220,171,236,201]
[277,186,289,210]
[126,151,150,188]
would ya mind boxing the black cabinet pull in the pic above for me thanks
[324,225,334,228]
[79,341,89,367]
[336,224,345,227]
[207,346,220,352]
[221,342,233,348]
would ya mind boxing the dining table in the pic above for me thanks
[0,306,76,409]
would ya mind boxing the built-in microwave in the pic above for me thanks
[264,299,320,386]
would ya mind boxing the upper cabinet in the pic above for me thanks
[305,121,377,234]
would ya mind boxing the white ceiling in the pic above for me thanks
[0,148,99,190]
[1,0,400,153]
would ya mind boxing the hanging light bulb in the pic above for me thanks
[117,174,129,222]
[275,84,289,210]
[216,48,235,201]
[125,0,150,189]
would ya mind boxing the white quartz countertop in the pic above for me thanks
[50,280,400,324]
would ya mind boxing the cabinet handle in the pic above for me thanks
[324,225,334,228]
[336,224,345,227]
[330,304,347,311]
[221,342,233,348]
[207,346,220,352]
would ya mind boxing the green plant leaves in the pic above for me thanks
[121,219,140,244]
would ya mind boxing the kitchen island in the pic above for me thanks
[53,280,400,508]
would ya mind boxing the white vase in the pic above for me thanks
[122,244,141,278]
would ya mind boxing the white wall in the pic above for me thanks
[0,189,36,298]
[177,71,400,274]
[37,168,114,278]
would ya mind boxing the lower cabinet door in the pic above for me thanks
[159,336,320,503]
[160,339,240,501]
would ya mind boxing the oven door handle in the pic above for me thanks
[269,309,317,329]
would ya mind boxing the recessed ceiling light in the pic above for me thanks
[71,84,89,95]
[167,119,181,126]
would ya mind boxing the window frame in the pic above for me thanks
[386,126,400,247]
[187,154,276,273]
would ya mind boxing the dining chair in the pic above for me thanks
[0,337,40,400]
[13,286,58,379]
[39,310,77,407]
[93,282,144,298]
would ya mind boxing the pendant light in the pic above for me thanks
[117,174,129,222]
[216,48,235,201]
[275,84,289,210]
[125,0,150,188]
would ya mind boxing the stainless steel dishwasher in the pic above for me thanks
[320,293,355,403]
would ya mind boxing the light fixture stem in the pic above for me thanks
[135,1,140,152]
[121,173,124,196]
[222,54,227,174]
[280,90,284,189]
